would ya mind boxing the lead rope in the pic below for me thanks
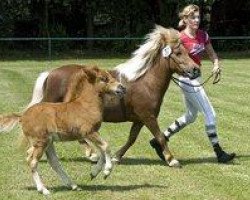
[171,73,218,93]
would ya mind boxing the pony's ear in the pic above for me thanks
[63,70,88,102]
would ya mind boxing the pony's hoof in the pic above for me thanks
[168,159,181,168]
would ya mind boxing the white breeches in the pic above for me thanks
[177,76,216,127]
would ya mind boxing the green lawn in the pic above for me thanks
[0,55,249,200]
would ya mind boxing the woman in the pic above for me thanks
[150,4,235,163]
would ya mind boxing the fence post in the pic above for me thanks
[48,38,52,61]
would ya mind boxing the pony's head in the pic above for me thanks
[158,26,199,78]
[115,25,199,81]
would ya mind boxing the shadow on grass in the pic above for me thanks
[39,156,93,164]
[45,156,165,166]
[179,156,218,166]
[40,153,249,167]
[179,153,249,166]
[26,183,167,193]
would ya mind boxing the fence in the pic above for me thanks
[0,36,250,61]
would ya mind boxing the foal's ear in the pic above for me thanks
[85,67,99,83]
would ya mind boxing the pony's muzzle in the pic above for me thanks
[185,68,201,79]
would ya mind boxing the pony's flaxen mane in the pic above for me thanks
[115,25,178,82]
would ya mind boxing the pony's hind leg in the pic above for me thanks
[26,142,50,195]
[86,132,112,179]
[45,143,79,191]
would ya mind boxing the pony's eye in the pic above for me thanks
[176,51,182,56]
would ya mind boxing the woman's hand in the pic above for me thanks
[212,63,221,75]
[212,63,221,84]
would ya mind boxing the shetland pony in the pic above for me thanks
[26,25,199,167]
[0,67,126,195]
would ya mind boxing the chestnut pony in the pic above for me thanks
[0,67,125,195]
[26,25,199,167]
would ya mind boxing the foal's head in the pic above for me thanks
[91,67,126,98]
[159,26,199,78]
[64,67,126,102]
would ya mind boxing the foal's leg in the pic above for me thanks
[87,132,112,179]
[143,117,180,167]
[27,143,50,195]
[45,143,79,191]
[112,122,143,163]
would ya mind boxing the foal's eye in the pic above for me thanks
[100,77,108,82]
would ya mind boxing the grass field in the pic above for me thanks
[0,53,249,200]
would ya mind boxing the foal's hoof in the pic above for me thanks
[90,173,97,180]
[88,153,99,163]
[43,189,51,196]
[37,186,50,195]
[103,173,110,180]
[111,156,121,164]
[103,169,112,179]
[168,159,181,168]
[71,184,81,191]
[40,188,50,195]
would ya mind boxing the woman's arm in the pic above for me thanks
[205,43,220,74]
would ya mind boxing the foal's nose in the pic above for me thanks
[118,84,126,94]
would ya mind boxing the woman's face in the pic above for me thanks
[185,11,200,30]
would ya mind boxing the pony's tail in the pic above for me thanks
[0,113,21,133]
[23,71,49,112]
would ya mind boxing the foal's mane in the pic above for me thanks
[115,25,178,82]
[63,67,98,102]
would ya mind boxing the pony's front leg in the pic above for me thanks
[112,122,143,163]
[144,117,181,167]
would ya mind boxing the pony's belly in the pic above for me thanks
[103,94,127,122]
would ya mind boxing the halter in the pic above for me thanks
[162,43,221,93]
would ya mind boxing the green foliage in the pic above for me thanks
[0,0,249,51]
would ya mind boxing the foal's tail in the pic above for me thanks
[0,113,21,133]
[23,71,49,112]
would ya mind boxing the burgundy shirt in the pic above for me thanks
[180,30,210,66]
